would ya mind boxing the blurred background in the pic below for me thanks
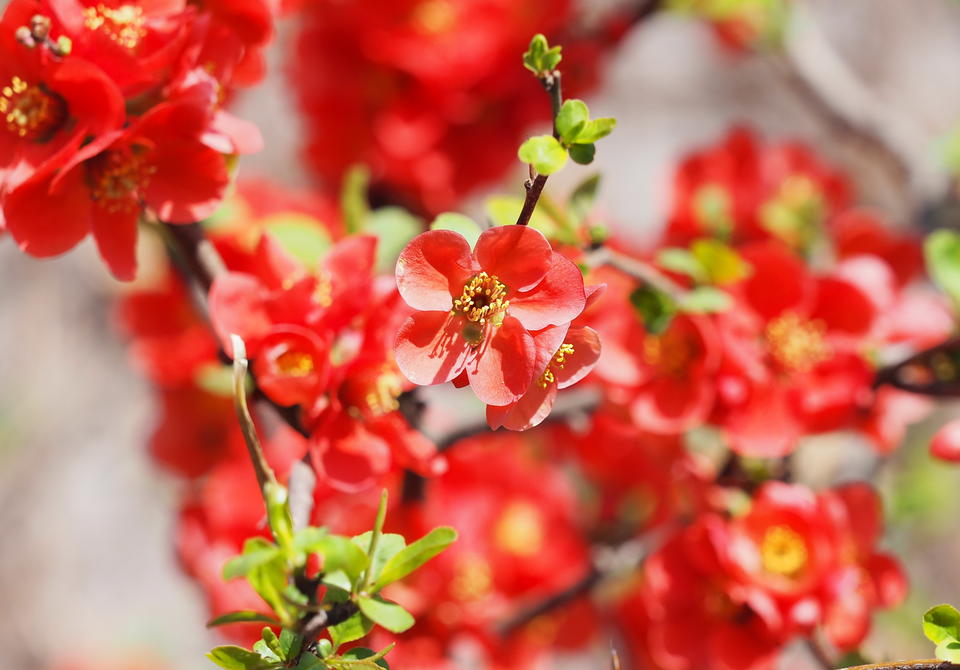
[4,0,960,668]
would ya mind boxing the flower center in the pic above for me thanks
[411,0,456,34]
[642,333,694,375]
[364,366,403,416]
[765,312,829,373]
[449,554,492,602]
[760,525,808,578]
[761,175,824,250]
[453,272,509,327]
[539,343,575,388]
[275,350,315,377]
[86,144,156,213]
[83,4,146,50]
[0,76,67,140]
[493,500,544,557]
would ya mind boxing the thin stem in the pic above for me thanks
[586,246,686,300]
[516,70,564,227]
[230,334,279,496]
[360,490,389,592]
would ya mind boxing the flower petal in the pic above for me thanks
[208,272,272,356]
[556,326,602,389]
[509,253,586,330]
[396,229,476,310]
[3,169,91,257]
[91,204,140,281]
[474,225,552,291]
[394,311,471,385]
[466,315,535,406]
[486,380,557,431]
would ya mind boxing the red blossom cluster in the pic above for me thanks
[587,127,949,460]
[109,121,944,669]
[287,0,631,213]
[0,0,269,279]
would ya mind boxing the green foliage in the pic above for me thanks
[629,285,676,335]
[207,611,280,628]
[568,174,601,227]
[677,286,732,313]
[553,99,615,167]
[656,239,750,287]
[262,215,332,268]
[211,488,455,669]
[357,595,415,633]
[430,212,483,248]
[522,33,562,75]
[372,526,457,591]
[568,143,595,165]
[366,207,423,275]
[924,605,960,662]
[518,135,568,175]
[925,229,960,309]
[341,165,370,235]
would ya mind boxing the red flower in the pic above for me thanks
[487,324,600,431]
[666,127,850,249]
[0,16,124,197]
[4,79,238,279]
[394,226,586,406]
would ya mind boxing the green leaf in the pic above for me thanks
[677,286,732,314]
[352,532,406,585]
[207,611,280,628]
[265,482,295,558]
[247,555,291,623]
[629,285,676,335]
[656,248,706,282]
[568,174,600,226]
[568,143,595,165]
[430,213,482,248]
[224,539,281,580]
[518,135,568,176]
[207,646,278,670]
[522,33,561,74]
[522,33,547,73]
[262,215,332,269]
[357,596,415,634]
[323,570,353,593]
[279,629,303,660]
[937,641,960,663]
[253,640,280,663]
[924,605,960,645]
[293,653,326,670]
[339,648,390,669]
[316,640,333,658]
[555,100,589,145]
[575,118,616,144]
[925,229,960,306]
[366,207,422,275]
[372,527,457,592]
[329,612,374,647]
[314,535,370,584]
[690,238,750,284]
[341,165,370,235]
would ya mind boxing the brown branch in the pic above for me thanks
[516,70,564,227]
[874,337,960,397]
[585,246,687,300]
[498,567,600,636]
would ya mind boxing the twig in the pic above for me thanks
[516,71,564,227]
[585,246,687,300]
[874,338,960,397]
[498,567,600,635]
[230,334,279,496]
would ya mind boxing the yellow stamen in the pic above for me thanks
[765,312,830,373]
[83,4,146,50]
[539,342,575,388]
[0,76,66,140]
[760,525,808,578]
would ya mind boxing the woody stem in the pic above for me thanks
[516,70,564,227]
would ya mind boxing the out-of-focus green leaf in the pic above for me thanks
[207,611,280,628]
[430,213,482,248]
[366,207,422,275]
[262,214,332,268]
